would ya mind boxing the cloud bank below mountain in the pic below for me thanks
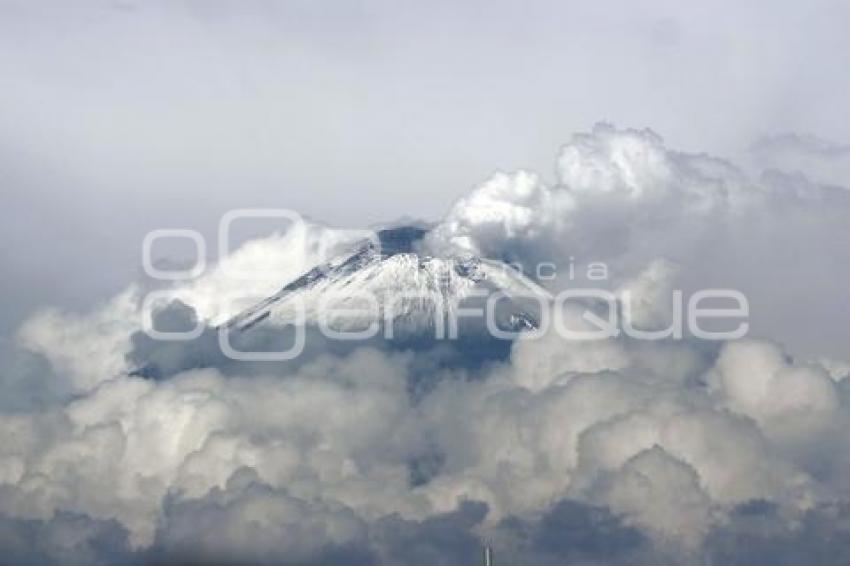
[4,124,850,564]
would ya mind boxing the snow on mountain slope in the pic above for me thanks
[224,226,551,341]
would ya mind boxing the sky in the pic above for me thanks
[2,0,850,332]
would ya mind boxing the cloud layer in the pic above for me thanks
[4,125,850,564]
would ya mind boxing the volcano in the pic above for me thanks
[224,226,550,347]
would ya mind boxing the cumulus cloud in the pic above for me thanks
[427,122,850,359]
[4,124,850,563]
[425,123,759,278]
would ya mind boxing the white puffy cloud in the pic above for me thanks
[588,446,714,548]
[428,123,850,360]
[16,288,140,391]
[4,124,850,563]
[425,123,761,285]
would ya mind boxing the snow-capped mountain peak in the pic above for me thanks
[224,226,549,340]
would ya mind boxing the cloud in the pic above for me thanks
[4,124,850,563]
[425,123,759,278]
[493,499,651,565]
[427,123,850,359]
[750,133,850,188]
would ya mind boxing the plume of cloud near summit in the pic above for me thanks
[427,123,850,358]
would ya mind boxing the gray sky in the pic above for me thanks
[2,0,849,332]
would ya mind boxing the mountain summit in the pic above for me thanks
[225,226,549,345]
